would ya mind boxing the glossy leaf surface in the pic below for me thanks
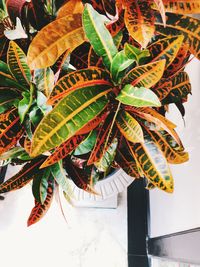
[31,85,111,157]
[117,85,161,107]
[155,12,200,60]
[0,108,24,155]
[116,110,144,143]
[48,67,111,105]
[128,132,174,193]
[0,87,19,113]
[83,4,118,69]
[148,35,184,68]
[27,14,85,69]
[34,67,54,97]
[124,0,155,48]
[27,181,54,227]
[74,131,97,156]
[122,60,166,88]
[8,41,31,88]
[41,135,85,168]
[0,158,45,193]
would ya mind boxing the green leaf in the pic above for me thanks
[74,130,97,156]
[0,60,25,90]
[8,41,31,88]
[124,43,150,62]
[30,84,111,157]
[0,147,30,162]
[95,138,118,173]
[18,83,34,122]
[116,110,144,143]
[83,4,118,70]
[116,85,161,107]
[32,168,51,204]
[50,161,72,196]
[34,67,54,97]
[0,87,20,114]
[110,50,135,83]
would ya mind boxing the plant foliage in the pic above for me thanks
[0,0,199,225]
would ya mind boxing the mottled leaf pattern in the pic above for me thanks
[0,108,24,155]
[124,0,155,48]
[27,13,85,69]
[8,41,31,88]
[0,158,45,193]
[48,67,111,105]
[155,12,200,60]
[163,0,200,14]
[30,85,111,157]
[122,60,166,88]
[27,181,54,227]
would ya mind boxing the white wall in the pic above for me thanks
[150,58,200,237]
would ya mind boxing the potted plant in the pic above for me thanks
[0,0,199,226]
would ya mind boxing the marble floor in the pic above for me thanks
[0,184,128,267]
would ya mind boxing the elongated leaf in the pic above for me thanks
[116,110,144,143]
[64,157,97,193]
[0,60,25,90]
[155,12,200,60]
[164,44,190,77]
[87,113,117,165]
[6,0,27,22]
[32,168,51,204]
[51,161,72,196]
[8,41,31,88]
[0,157,45,193]
[0,108,24,155]
[0,87,19,113]
[18,83,34,122]
[153,0,166,26]
[128,132,174,193]
[77,109,109,135]
[87,47,103,68]
[162,0,200,14]
[117,85,161,107]
[152,71,191,103]
[74,131,97,156]
[31,85,111,157]
[27,180,54,227]
[148,35,184,68]
[95,138,118,173]
[27,14,85,69]
[34,67,54,97]
[85,0,117,16]
[145,127,189,164]
[83,4,118,70]
[48,67,111,105]
[107,9,125,36]
[57,0,84,19]
[41,135,85,168]
[122,60,166,88]
[124,43,150,62]
[111,50,135,83]
[70,42,90,70]
[115,140,140,178]
[124,0,155,48]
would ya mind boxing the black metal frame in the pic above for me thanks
[0,166,7,200]
[128,179,200,266]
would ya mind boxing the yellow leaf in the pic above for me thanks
[57,0,84,19]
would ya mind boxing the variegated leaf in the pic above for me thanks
[124,0,155,48]
[155,12,200,60]
[8,41,31,88]
[116,110,144,143]
[57,0,84,19]
[0,157,45,193]
[122,60,166,88]
[128,131,174,193]
[48,67,112,105]
[148,35,184,68]
[0,108,24,155]
[27,180,54,227]
[0,87,20,113]
[163,0,200,14]
[30,85,112,157]
[41,135,85,168]
[27,13,85,69]
[34,67,54,97]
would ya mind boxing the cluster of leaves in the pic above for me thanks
[0,0,199,226]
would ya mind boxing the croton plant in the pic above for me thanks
[0,0,199,226]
